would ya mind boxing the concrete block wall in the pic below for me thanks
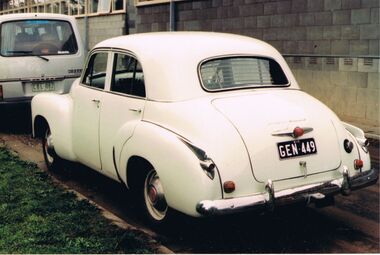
[76,13,127,51]
[288,57,379,131]
[135,0,379,56]
[135,0,379,132]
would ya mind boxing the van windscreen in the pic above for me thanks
[0,19,78,57]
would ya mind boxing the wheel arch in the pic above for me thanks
[31,93,77,161]
[33,115,49,138]
[125,155,153,190]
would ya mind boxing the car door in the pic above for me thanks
[99,51,146,178]
[72,50,111,171]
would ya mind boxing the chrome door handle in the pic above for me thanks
[129,108,142,113]
[92,99,100,108]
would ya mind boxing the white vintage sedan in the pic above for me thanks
[32,32,378,224]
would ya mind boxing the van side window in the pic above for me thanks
[111,53,145,98]
[82,52,108,89]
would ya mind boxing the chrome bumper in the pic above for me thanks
[196,168,378,216]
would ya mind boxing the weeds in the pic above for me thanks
[0,147,153,253]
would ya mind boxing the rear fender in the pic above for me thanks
[118,121,223,217]
[342,122,371,171]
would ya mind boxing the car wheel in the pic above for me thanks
[139,168,169,224]
[42,126,61,171]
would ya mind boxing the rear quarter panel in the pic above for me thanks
[118,121,223,217]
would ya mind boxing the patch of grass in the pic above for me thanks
[0,147,153,254]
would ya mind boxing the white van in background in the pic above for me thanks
[0,13,84,107]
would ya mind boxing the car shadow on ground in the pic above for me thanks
[0,105,32,134]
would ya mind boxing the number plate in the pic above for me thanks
[277,138,317,159]
[32,82,55,92]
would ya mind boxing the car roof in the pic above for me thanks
[94,32,299,101]
[0,13,76,23]
[96,32,277,59]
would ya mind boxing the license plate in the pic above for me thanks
[277,138,317,159]
[32,82,55,92]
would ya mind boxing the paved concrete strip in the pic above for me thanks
[0,133,173,254]
[60,184,173,254]
[0,134,45,169]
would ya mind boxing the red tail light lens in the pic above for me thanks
[0,85,3,100]
[223,181,235,193]
[354,159,363,170]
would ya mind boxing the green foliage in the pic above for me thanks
[0,148,153,254]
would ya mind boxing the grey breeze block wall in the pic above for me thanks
[76,14,127,51]
[135,0,380,133]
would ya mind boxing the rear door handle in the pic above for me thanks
[129,108,142,113]
[92,99,100,108]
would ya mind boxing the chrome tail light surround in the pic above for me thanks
[180,138,218,180]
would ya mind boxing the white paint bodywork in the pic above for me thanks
[0,13,84,102]
[32,32,373,217]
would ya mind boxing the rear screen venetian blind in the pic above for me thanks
[200,57,289,91]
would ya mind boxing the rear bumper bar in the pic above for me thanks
[196,168,378,216]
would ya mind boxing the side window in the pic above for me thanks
[82,52,108,89]
[111,53,145,97]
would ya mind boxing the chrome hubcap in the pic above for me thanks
[144,170,167,220]
[44,129,54,164]
[148,185,158,204]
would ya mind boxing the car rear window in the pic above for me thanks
[0,19,78,57]
[200,57,289,91]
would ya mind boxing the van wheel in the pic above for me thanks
[42,126,61,171]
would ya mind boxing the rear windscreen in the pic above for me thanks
[200,57,289,91]
[0,19,78,56]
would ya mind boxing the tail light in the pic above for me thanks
[223,181,235,193]
[180,138,218,180]
[0,85,3,101]
[357,138,369,153]
[354,159,363,170]
[200,159,216,180]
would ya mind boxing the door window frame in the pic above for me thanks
[80,48,147,98]
[80,49,112,91]
[109,50,146,99]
